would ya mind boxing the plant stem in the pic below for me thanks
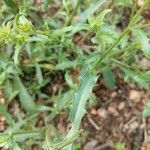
[92,2,146,71]
[64,0,80,26]
[92,26,130,70]
[129,0,138,23]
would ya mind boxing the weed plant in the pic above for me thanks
[0,0,150,149]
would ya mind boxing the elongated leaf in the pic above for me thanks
[14,76,51,113]
[115,61,150,89]
[11,141,22,150]
[4,0,19,14]
[78,0,107,22]
[14,131,44,142]
[4,80,19,101]
[89,9,111,29]
[13,45,22,73]
[0,103,14,126]
[57,72,97,149]
[115,0,132,7]
[0,134,10,147]
[55,60,79,70]
[36,63,44,86]
[69,72,97,130]
[14,76,37,113]
[143,102,150,117]
[65,72,74,88]
[0,72,6,85]
[97,9,111,26]
[42,0,53,10]
[133,28,150,58]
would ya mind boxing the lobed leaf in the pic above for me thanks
[78,0,107,23]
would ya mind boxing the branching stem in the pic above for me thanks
[92,2,146,71]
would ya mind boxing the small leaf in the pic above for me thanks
[56,91,72,109]
[36,63,44,86]
[42,0,53,10]
[102,67,116,89]
[55,60,79,70]
[132,28,150,58]
[78,0,107,22]
[14,76,37,113]
[114,0,132,7]
[0,103,14,126]
[0,134,10,147]
[13,131,44,142]
[89,9,111,30]
[13,45,22,73]
[4,80,19,101]
[143,103,150,117]
[115,142,125,150]
[4,0,19,14]
[0,72,7,85]
[11,141,22,150]
[65,71,74,88]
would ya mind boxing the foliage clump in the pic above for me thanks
[0,0,149,149]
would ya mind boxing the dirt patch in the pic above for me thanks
[82,76,149,150]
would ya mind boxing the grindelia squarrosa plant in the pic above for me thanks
[0,0,150,149]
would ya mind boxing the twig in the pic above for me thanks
[88,115,101,131]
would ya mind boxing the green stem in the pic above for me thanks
[129,0,138,23]
[64,0,80,26]
[129,1,146,26]
[92,2,146,70]
[111,58,133,69]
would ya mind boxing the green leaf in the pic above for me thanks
[0,72,7,85]
[13,45,22,73]
[13,131,44,142]
[115,142,125,150]
[65,71,74,88]
[14,76,51,113]
[114,0,132,7]
[11,141,22,150]
[133,28,150,58]
[56,72,97,149]
[102,67,116,89]
[42,0,53,10]
[78,0,107,22]
[124,69,150,89]
[143,102,150,117]
[0,134,10,147]
[55,60,79,70]
[18,15,34,32]
[36,63,44,86]
[0,103,14,126]
[56,92,71,109]
[69,72,97,130]
[89,9,111,30]
[4,0,19,14]
[114,60,150,89]
[14,76,37,113]
[4,80,19,101]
